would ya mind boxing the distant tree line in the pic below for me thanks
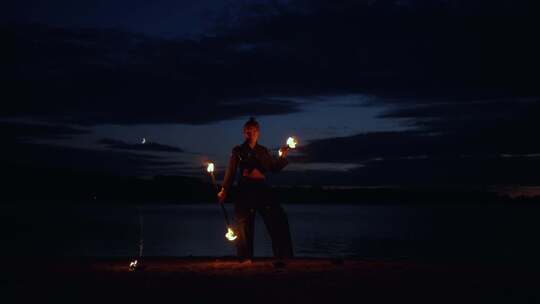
[2,165,538,205]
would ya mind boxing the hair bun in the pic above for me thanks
[244,117,260,129]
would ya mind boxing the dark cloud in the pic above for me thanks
[0,121,90,142]
[3,1,539,126]
[291,97,540,185]
[210,0,540,98]
[1,24,301,126]
[298,99,540,161]
[3,141,185,177]
[0,0,230,38]
[1,121,186,176]
[273,154,540,186]
[98,138,184,153]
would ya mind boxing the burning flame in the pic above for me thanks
[286,137,297,149]
[225,227,237,241]
[207,162,215,173]
[129,260,138,271]
[278,150,283,157]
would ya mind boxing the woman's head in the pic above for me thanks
[243,117,260,144]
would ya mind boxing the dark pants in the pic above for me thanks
[234,180,293,259]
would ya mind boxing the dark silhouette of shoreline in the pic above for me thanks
[3,164,539,205]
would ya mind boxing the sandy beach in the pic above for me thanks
[3,257,538,303]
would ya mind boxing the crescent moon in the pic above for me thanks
[141,138,146,144]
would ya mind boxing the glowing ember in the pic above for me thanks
[225,227,237,241]
[286,137,297,149]
[129,260,138,271]
[278,149,283,157]
[207,162,215,173]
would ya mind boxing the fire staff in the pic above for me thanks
[218,117,294,264]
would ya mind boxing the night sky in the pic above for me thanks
[2,0,539,187]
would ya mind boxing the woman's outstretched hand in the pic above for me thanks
[217,188,226,204]
[279,146,289,158]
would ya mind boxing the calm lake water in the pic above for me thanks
[2,203,539,264]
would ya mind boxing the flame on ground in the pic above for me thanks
[129,260,138,271]
[207,162,215,173]
[286,137,297,149]
[225,227,238,241]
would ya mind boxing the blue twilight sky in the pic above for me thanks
[11,95,407,178]
[2,0,540,186]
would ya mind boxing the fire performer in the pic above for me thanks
[218,117,294,265]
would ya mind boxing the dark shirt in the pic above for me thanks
[222,142,288,192]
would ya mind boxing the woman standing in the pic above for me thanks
[218,117,293,264]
